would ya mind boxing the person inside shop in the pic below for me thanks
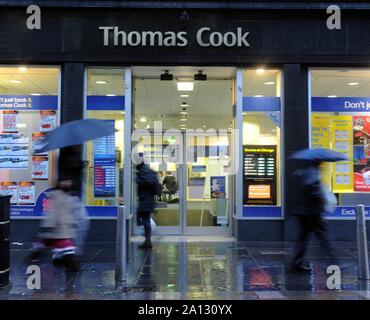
[162,171,178,202]
[136,157,162,249]
[157,171,165,202]
[289,160,338,273]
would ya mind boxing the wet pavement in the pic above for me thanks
[1,238,370,300]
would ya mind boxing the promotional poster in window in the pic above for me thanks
[353,115,370,192]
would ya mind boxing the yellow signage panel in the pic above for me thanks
[331,115,354,192]
[311,113,331,188]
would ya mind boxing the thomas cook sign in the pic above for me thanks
[99,26,250,47]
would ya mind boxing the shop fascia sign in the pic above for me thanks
[99,26,250,47]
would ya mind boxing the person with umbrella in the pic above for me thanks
[28,119,114,270]
[289,148,347,273]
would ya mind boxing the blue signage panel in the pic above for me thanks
[243,97,281,112]
[324,206,370,218]
[86,206,118,217]
[0,96,57,110]
[243,206,282,218]
[87,96,125,110]
[311,97,370,112]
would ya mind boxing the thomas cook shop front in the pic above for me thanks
[1,3,370,241]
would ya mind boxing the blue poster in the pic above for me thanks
[0,95,57,110]
[10,188,53,217]
[93,120,116,197]
[210,176,226,198]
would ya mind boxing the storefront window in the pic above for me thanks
[242,69,282,218]
[84,68,125,217]
[310,69,370,217]
[0,66,60,217]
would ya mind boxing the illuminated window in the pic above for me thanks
[242,69,282,217]
[84,68,125,210]
[0,66,60,217]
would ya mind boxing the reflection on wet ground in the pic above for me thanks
[1,240,370,300]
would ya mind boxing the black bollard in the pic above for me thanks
[0,195,11,287]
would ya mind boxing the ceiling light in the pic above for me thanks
[202,125,207,128]
[256,68,265,74]
[140,117,147,123]
[181,102,189,107]
[347,82,359,86]
[160,70,173,81]
[328,95,338,98]
[180,94,189,98]
[18,67,27,72]
[96,80,108,84]
[254,94,264,97]
[180,127,186,130]
[177,82,194,91]
[10,79,22,84]
[180,118,187,121]
[180,111,188,115]
[264,81,275,85]
[30,93,42,96]
[106,94,116,96]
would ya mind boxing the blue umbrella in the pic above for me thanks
[35,119,115,153]
[290,148,349,162]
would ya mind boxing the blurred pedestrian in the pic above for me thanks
[28,146,89,270]
[59,146,90,255]
[289,160,338,272]
[136,162,161,249]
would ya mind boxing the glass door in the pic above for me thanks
[131,67,235,235]
[132,129,184,234]
[184,131,232,234]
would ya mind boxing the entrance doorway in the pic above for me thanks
[132,67,236,235]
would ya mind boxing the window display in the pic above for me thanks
[84,68,125,217]
[311,69,370,217]
[0,67,60,217]
[242,69,282,218]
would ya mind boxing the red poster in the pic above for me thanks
[353,116,370,191]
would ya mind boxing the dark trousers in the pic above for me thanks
[291,215,337,267]
[138,211,152,242]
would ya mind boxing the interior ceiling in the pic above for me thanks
[0,67,59,95]
[311,69,370,97]
[132,67,236,129]
[87,68,125,95]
